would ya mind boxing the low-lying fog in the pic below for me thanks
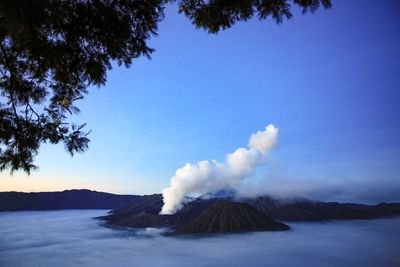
[0,210,399,267]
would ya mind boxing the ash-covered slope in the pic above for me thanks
[176,201,289,234]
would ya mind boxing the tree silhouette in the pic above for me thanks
[0,0,331,173]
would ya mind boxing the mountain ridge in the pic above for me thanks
[0,189,139,211]
[101,193,400,232]
[2,188,400,235]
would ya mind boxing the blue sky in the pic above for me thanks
[1,1,399,201]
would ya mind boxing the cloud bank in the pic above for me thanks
[160,124,278,215]
[0,210,399,267]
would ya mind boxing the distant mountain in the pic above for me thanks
[176,201,289,234]
[0,189,138,211]
[244,196,400,221]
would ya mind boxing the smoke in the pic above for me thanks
[160,124,278,215]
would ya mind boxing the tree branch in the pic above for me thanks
[0,41,20,124]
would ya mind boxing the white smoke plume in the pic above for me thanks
[160,124,279,215]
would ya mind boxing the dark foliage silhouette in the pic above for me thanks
[0,0,331,173]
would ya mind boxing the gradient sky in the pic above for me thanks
[1,1,399,202]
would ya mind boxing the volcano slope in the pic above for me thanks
[176,201,290,234]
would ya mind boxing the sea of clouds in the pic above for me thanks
[0,210,399,267]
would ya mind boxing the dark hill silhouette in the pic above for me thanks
[176,201,289,234]
[0,189,138,211]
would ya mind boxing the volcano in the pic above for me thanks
[176,201,289,234]
[99,193,400,235]
[101,197,289,234]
